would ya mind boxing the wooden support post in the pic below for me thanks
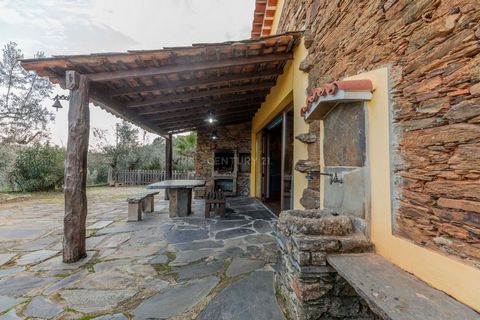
[164,133,173,200]
[63,71,90,263]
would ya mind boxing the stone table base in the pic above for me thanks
[169,188,192,218]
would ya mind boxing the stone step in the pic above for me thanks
[327,253,479,320]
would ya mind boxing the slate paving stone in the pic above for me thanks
[132,276,219,320]
[24,296,63,319]
[93,259,133,273]
[73,271,137,290]
[149,254,168,264]
[210,220,252,231]
[215,246,246,259]
[43,270,87,295]
[0,253,15,266]
[174,240,224,251]
[86,235,108,248]
[197,271,284,320]
[32,251,95,271]
[88,220,113,229]
[16,249,58,266]
[175,260,225,281]
[12,236,58,252]
[96,224,149,235]
[215,228,256,240]
[0,188,283,320]
[170,249,214,266]
[0,275,54,296]
[244,234,277,244]
[165,229,209,244]
[0,267,24,279]
[0,229,45,241]
[0,295,24,313]
[253,220,273,233]
[0,309,22,320]
[107,244,162,260]
[98,233,131,249]
[226,258,265,277]
[242,210,275,220]
[92,314,128,320]
[60,289,137,313]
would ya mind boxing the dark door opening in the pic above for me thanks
[261,107,294,215]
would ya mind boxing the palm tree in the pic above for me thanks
[174,132,197,157]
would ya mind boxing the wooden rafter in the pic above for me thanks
[20,32,301,135]
[110,69,280,97]
[126,82,275,108]
[87,53,292,82]
[150,106,259,124]
[138,94,266,116]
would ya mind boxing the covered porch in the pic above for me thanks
[20,32,301,263]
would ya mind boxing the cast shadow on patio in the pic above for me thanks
[0,187,286,320]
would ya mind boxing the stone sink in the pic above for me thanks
[278,209,354,237]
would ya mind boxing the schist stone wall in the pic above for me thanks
[280,0,480,265]
[195,122,251,198]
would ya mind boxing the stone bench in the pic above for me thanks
[327,253,479,320]
[126,191,159,221]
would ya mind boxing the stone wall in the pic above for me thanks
[195,122,251,198]
[276,209,379,319]
[279,0,480,265]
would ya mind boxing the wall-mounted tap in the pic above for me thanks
[306,170,343,185]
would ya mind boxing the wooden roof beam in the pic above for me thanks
[159,114,254,131]
[89,85,168,137]
[110,69,280,97]
[146,103,260,121]
[150,106,259,124]
[159,112,256,127]
[87,53,292,82]
[138,93,266,116]
[165,117,253,133]
[126,82,274,108]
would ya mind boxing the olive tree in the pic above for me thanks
[0,42,54,145]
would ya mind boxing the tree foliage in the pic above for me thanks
[174,132,197,157]
[11,144,64,192]
[92,122,195,171]
[0,42,54,145]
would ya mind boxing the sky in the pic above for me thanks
[0,0,255,146]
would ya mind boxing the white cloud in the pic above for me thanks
[0,0,256,144]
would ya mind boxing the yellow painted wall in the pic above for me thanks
[345,67,480,311]
[250,39,309,209]
[265,0,479,311]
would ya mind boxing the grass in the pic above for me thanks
[75,316,93,320]
[82,257,101,272]
[63,306,77,312]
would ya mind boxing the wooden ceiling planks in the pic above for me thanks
[21,32,301,135]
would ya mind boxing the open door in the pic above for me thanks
[259,107,294,214]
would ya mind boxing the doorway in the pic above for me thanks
[260,107,294,214]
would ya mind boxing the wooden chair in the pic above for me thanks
[205,189,226,218]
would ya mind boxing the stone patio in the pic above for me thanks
[0,187,285,319]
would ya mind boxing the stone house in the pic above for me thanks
[20,0,479,318]
[197,0,479,317]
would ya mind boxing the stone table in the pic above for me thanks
[147,180,205,217]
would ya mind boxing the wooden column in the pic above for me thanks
[63,71,90,263]
[164,133,173,200]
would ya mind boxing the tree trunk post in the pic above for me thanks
[165,133,173,200]
[63,71,90,263]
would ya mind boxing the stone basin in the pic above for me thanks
[278,209,353,236]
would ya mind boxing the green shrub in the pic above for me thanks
[11,145,64,192]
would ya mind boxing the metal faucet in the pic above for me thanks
[306,171,343,184]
